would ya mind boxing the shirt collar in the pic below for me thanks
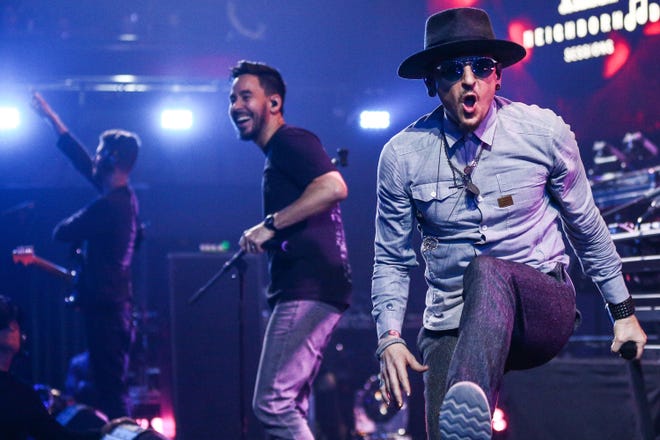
[442,101,498,149]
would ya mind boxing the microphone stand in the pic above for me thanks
[600,187,660,219]
[619,342,654,440]
[188,249,245,305]
[188,249,250,440]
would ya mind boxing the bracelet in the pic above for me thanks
[375,337,407,360]
[607,296,635,320]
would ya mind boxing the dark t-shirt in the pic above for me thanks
[53,133,138,308]
[0,371,100,440]
[262,125,352,308]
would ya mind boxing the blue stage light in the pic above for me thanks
[0,107,20,130]
[359,110,390,130]
[160,109,193,130]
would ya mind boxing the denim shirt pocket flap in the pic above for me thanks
[411,181,458,203]
[496,168,546,192]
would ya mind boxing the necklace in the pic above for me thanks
[440,117,483,197]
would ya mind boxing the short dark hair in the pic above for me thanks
[230,60,286,114]
[99,129,140,173]
[0,295,21,331]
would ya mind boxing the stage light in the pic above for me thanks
[492,407,508,433]
[136,418,150,429]
[160,109,193,130]
[0,107,20,130]
[133,416,167,436]
[359,110,390,130]
[354,375,410,439]
[149,417,163,433]
[111,75,138,83]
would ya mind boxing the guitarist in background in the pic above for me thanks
[31,92,140,419]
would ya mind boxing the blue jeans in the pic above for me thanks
[418,256,577,440]
[252,299,343,440]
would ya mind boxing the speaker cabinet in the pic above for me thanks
[498,357,660,439]
[168,252,267,440]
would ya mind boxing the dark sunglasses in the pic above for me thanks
[434,56,499,82]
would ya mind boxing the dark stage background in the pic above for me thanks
[1,0,658,439]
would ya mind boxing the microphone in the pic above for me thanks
[262,239,289,252]
[619,341,637,360]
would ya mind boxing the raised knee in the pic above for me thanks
[465,255,499,279]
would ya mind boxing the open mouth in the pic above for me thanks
[234,114,251,128]
[462,95,477,112]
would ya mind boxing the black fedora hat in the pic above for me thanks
[398,8,526,79]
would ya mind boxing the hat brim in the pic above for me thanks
[398,39,526,79]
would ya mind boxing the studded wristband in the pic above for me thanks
[607,296,635,320]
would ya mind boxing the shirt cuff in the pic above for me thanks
[375,313,404,340]
[595,275,630,305]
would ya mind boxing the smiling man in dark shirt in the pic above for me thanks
[228,60,352,439]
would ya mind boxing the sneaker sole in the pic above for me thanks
[439,381,492,440]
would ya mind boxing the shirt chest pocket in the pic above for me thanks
[410,182,460,224]
[495,168,547,210]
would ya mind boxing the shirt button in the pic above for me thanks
[481,224,488,231]
[476,195,484,203]
[430,191,437,198]
[386,303,394,310]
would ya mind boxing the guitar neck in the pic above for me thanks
[30,256,76,282]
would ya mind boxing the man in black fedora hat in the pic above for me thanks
[370,7,647,439]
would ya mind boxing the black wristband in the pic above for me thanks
[607,296,635,320]
[263,213,278,232]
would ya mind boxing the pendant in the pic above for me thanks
[466,181,480,196]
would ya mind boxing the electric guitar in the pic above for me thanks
[12,245,78,305]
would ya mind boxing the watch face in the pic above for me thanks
[264,214,276,231]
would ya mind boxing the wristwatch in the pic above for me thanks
[263,213,278,232]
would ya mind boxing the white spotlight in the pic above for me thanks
[359,110,390,130]
[0,107,20,130]
[161,109,193,130]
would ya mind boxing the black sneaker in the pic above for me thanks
[439,381,492,439]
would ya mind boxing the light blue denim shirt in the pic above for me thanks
[371,96,629,338]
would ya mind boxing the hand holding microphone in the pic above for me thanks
[240,213,288,254]
[239,222,274,254]
[619,341,637,360]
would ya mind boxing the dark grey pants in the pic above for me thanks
[418,256,577,439]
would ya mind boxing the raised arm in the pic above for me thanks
[32,92,98,189]
[31,92,69,136]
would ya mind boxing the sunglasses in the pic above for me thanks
[434,56,499,83]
